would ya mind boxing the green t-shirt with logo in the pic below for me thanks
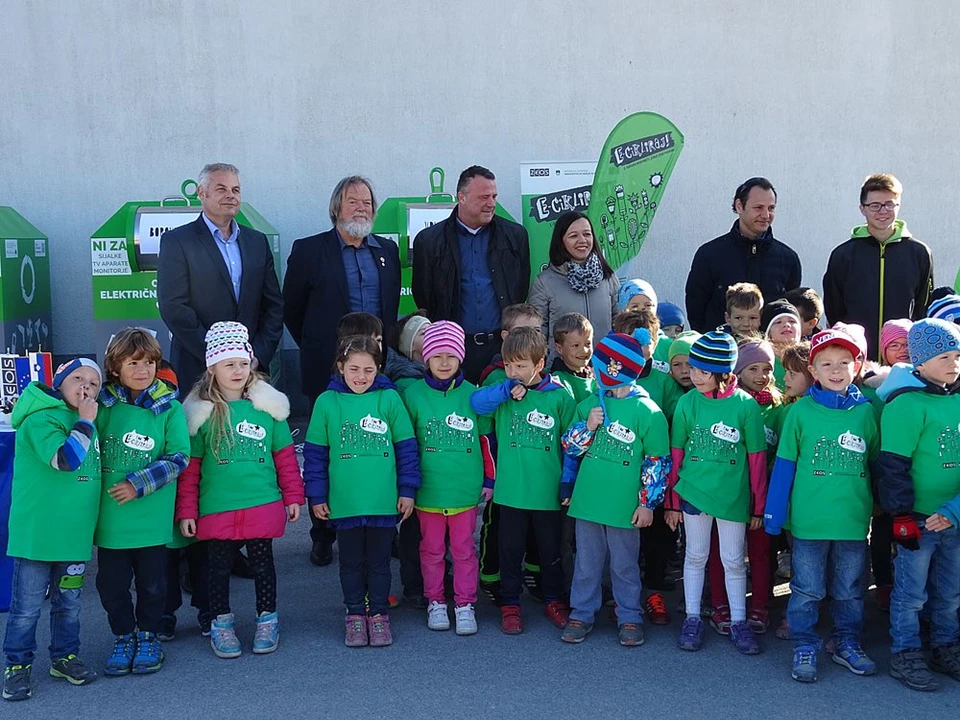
[671,389,766,523]
[776,396,878,540]
[481,366,507,388]
[637,367,683,422]
[569,393,670,529]
[484,384,576,511]
[191,400,293,516]
[882,391,960,515]
[7,383,103,561]
[95,401,189,549]
[306,387,415,519]
[553,368,596,405]
[652,337,672,375]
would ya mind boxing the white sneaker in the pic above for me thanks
[427,601,450,631]
[455,604,477,635]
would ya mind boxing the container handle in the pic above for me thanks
[427,166,453,203]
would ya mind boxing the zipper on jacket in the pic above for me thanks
[877,242,886,361]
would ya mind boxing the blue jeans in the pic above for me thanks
[787,539,866,648]
[2,558,85,665]
[570,519,643,625]
[890,523,960,653]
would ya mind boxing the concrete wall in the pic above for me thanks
[2,0,958,358]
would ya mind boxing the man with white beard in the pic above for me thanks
[282,175,401,565]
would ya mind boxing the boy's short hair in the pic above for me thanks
[781,341,813,380]
[783,287,824,323]
[104,328,162,379]
[725,282,764,313]
[553,312,593,343]
[611,308,660,338]
[501,303,542,332]
[501,326,547,364]
[859,173,902,204]
[337,312,383,339]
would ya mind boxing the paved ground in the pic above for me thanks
[3,518,957,719]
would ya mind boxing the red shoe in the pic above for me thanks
[875,585,892,613]
[500,605,523,634]
[645,592,670,626]
[708,605,731,636]
[545,601,570,629]
[747,608,769,634]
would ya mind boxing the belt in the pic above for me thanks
[470,331,500,346]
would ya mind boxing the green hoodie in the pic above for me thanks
[8,383,102,561]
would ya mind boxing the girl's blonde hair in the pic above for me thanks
[193,365,266,460]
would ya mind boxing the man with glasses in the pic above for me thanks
[823,173,934,360]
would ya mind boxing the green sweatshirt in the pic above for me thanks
[7,383,102,561]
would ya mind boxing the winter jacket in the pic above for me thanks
[527,263,619,352]
[685,221,802,333]
[823,220,933,361]
[175,379,304,541]
[412,207,530,324]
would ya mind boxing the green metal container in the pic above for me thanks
[0,207,52,354]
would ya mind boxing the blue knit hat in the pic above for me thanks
[689,331,738,374]
[591,329,651,425]
[928,294,960,324]
[909,318,960,367]
[617,279,658,311]
[53,358,102,390]
[657,301,686,330]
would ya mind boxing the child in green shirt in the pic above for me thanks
[549,312,595,404]
[668,331,701,393]
[2,359,102,701]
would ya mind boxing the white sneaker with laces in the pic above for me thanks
[455,604,478,636]
[427,601,450,631]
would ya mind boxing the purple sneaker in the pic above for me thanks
[344,614,368,647]
[730,621,761,655]
[368,614,393,647]
[678,617,704,651]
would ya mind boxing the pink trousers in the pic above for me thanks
[418,507,479,607]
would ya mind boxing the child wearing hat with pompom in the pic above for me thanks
[2,359,103,701]
[403,321,494,635]
[559,330,670,647]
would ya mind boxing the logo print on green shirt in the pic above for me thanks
[340,417,390,458]
[122,430,155,452]
[809,434,866,477]
[711,422,741,443]
[588,421,636,466]
[939,424,960,468]
[688,424,739,464]
[236,421,266,441]
[510,408,557,451]
[227,420,269,462]
[423,416,474,454]
[102,434,151,472]
[360,414,388,435]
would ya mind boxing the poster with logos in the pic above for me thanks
[519,162,596,284]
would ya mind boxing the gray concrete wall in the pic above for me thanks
[2,1,958,357]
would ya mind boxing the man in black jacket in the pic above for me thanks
[282,175,401,567]
[412,165,530,382]
[157,163,283,394]
[685,177,802,332]
[823,173,934,361]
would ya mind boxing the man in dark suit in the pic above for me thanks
[282,175,401,566]
[157,163,284,393]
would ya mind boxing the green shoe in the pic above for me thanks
[49,655,97,685]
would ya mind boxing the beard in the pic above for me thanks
[341,214,373,238]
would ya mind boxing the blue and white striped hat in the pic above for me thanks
[689,331,738,374]
[928,294,960,324]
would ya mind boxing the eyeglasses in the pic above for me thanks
[862,201,899,213]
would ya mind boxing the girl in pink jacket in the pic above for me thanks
[175,322,304,659]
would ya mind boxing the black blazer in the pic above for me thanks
[157,215,284,393]
[282,228,401,401]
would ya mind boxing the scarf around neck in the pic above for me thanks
[565,253,605,293]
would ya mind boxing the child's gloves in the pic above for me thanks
[893,515,921,551]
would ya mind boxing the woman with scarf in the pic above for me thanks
[528,212,620,362]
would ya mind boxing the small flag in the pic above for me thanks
[29,351,53,385]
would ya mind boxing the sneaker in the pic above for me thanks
[403,592,428,610]
[454,604,478,636]
[344,614,368,647]
[775,617,792,640]
[158,614,177,642]
[309,540,333,567]
[500,605,523,635]
[545,600,571,629]
[930,643,960,682]
[791,644,819,683]
[368,614,393,647]
[104,633,136,676]
[49,655,96,686]
[560,619,594,643]
[198,612,212,637]
[775,551,792,580]
[890,649,939,692]
[748,608,769,634]
[427,601,450,631]
[730,621,761,655]
[644,592,670,626]
[480,580,501,606]
[708,605,731,636]
[831,639,876,676]
[210,613,242,659]
[875,584,892,613]
[678,617,704,651]
[252,611,279,654]
[618,623,644,647]
[524,573,545,603]
[2,665,31,701]
[132,632,164,674]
